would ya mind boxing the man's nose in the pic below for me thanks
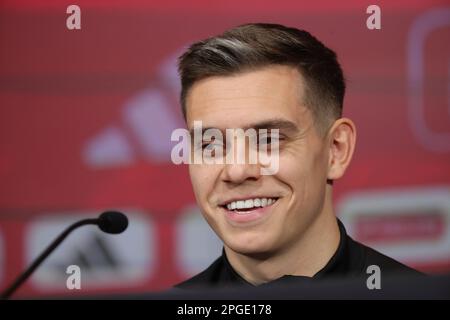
[221,162,261,184]
[220,132,263,184]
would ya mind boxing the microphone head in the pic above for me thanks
[98,211,129,234]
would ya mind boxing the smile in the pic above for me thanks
[219,197,279,224]
[223,197,278,213]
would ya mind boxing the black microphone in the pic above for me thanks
[0,210,128,299]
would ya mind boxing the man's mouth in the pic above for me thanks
[220,197,279,214]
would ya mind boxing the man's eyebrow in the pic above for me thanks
[189,119,300,136]
[243,119,299,133]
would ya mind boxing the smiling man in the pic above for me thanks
[175,23,419,289]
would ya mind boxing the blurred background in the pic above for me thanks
[0,0,449,298]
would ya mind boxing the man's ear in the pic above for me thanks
[327,118,357,181]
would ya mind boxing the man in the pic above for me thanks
[175,23,420,289]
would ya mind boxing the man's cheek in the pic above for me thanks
[276,157,304,182]
[189,165,207,184]
[189,170,206,200]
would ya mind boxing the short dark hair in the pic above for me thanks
[178,23,345,133]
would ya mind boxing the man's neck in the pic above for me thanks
[224,207,340,286]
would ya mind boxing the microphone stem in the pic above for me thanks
[1,218,98,300]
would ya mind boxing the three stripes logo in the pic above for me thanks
[83,51,184,168]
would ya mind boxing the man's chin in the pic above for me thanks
[224,238,277,258]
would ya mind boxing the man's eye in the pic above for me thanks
[202,141,223,150]
[258,135,281,145]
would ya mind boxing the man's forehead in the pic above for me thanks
[185,66,312,133]
[186,66,305,109]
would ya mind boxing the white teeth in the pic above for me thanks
[224,197,277,211]
[236,200,245,209]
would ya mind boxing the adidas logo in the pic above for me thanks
[82,52,184,168]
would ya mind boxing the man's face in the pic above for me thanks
[186,65,331,256]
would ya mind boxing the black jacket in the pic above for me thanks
[176,219,422,289]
